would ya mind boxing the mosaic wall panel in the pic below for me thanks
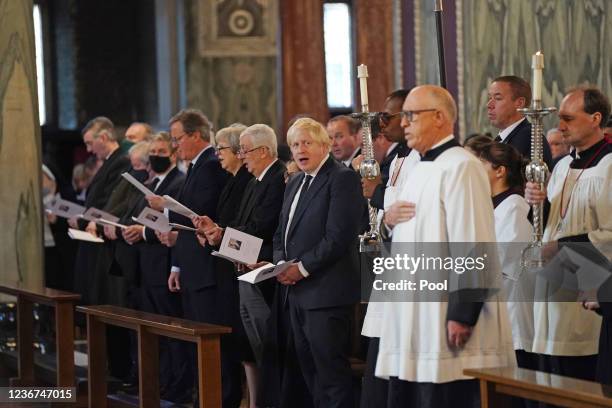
[0,0,43,288]
[186,0,278,131]
[459,0,612,136]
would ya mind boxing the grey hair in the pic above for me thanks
[216,124,247,153]
[82,116,117,141]
[240,124,278,158]
[128,141,150,166]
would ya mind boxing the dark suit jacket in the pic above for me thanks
[171,147,229,290]
[230,160,286,262]
[135,167,186,287]
[371,142,410,209]
[502,118,553,169]
[217,165,253,228]
[78,148,130,229]
[273,157,364,310]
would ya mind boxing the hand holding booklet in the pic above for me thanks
[162,195,198,218]
[81,207,120,224]
[68,228,104,243]
[238,261,297,284]
[211,227,262,265]
[132,207,171,233]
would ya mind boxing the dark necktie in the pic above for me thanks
[494,135,502,142]
[185,162,194,180]
[149,177,160,192]
[295,174,313,210]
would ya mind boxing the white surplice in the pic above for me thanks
[494,193,535,351]
[362,149,421,338]
[375,145,515,383]
[532,152,611,356]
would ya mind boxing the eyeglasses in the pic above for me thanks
[237,146,266,156]
[170,132,191,144]
[378,112,401,126]
[399,109,438,122]
[214,146,232,154]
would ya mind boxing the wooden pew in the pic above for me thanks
[77,305,231,408]
[0,284,80,388]
[464,367,612,408]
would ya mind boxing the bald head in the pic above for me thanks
[401,85,457,154]
[411,85,457,123]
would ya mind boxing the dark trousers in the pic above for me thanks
[289,301,353,408]
[182,287,242,408]
[361,337,389,408]
[140,286,190,392]
[536,353,598,382]
[387,377,480,408]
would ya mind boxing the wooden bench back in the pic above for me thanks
[465,367,612,408]
[77,305,231,338]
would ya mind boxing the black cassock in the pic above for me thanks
[597,277,612,385]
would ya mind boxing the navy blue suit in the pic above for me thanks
[501,118,553,170]
[169,146,241,407]
[273,156,364,408]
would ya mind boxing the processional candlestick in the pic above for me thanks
[352,64,382,253]
[521,51,556,269]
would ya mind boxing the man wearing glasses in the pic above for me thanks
[374,86,513,408]
[158,109,240,407]
[355,89,411,210]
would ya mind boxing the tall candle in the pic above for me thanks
[357,64,369,108]
[532,51,544,102]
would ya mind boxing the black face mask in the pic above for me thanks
[129,168,149,183]
[149,155,172,174]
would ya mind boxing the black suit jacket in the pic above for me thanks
[171,147,229,290]
[371,142,410,209]
[273,157,364,310]
[217,165,253,228]
[231,160,286,262]
[78,148,130,229]
[502,118,553,169]
[133,167,186,287]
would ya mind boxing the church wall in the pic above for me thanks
[404,0,612,139]
[184,0,279,133]
[0,0,43,289]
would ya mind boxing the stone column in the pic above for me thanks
[0,0,43,290]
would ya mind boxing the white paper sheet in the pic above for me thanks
[68,228,104,243]
[162,195,198,218]
[81,207,120,223]
[211,227,262,265]
[132,207,171,233]
[46,197,86,219]
[122,172,155,196]
[238,261,296,284]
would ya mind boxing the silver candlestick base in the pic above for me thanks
[518,103,556,271]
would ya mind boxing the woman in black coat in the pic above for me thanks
[193,124,257,404]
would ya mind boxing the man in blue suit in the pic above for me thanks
[158,109,239,407]
[273,118,365,408]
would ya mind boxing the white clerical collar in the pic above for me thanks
[257,159,278,181]
[430,134,455,150]
[386,142,399,157]
[498,117,526,142]
[306,154,328,178]
[191,145,212,166]
[342,147,360,167]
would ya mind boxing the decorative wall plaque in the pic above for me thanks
[198,0,278,57]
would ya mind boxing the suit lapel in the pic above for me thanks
[178,147,212,200]
[286,158,333,240]
[504,118,529,145]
